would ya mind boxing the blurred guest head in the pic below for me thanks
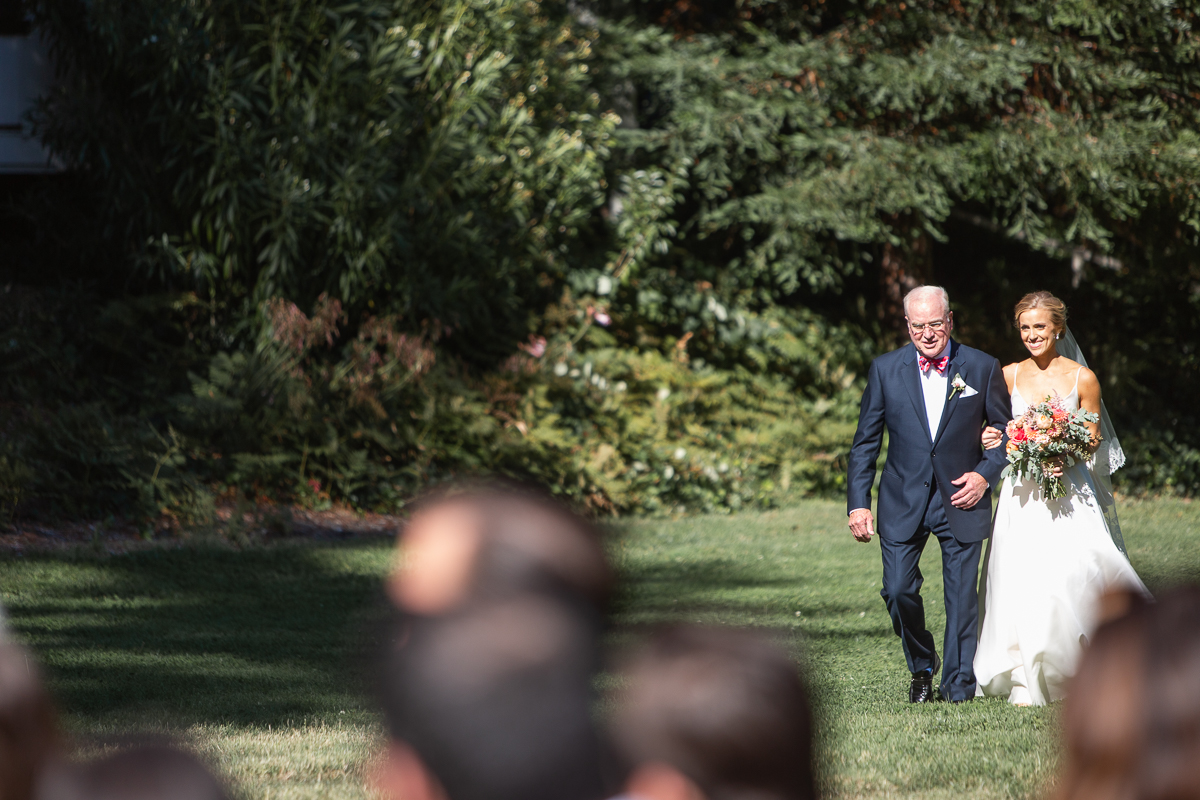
[1057,586,1200,800]
[372,595,611,800]
[388,482,611,616]
[0,644,58,800]
[610,625,816,800]
[55,745,229,800]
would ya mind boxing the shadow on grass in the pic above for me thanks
[3,542,393,727]
[616,559,796,610]
[612,555,889,638]
[4,526,915,728]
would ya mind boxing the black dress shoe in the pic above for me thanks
[909,671,935,703]
[909,652,941,703]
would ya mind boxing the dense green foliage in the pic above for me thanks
[33,0,615,360]
[2,0,1199,521]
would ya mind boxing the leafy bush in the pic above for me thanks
[33,0,616,362]
[163,290,861,514]
[4,0,1199,524]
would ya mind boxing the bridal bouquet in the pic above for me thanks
[1002,395,1099,499]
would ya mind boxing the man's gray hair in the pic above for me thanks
[902,285,950,318]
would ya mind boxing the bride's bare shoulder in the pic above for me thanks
[1056,356,1096,380]
[1056,356,1084,370]
[1057,357,1099,395]
[1001,361,1022,390]
[1076,364,1100,394]
[1002,361,1026,378]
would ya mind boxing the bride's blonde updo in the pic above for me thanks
[1013,291,1068,334]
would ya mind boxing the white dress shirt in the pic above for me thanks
[919,344,950,440]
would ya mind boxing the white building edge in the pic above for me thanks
[0,26,57,174]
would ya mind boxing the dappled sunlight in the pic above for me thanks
[0,499,1197,798]
[3,542,393,726]
[612,501,1063,799]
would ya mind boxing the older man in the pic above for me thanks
[847,286,1009,703]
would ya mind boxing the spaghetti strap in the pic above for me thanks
[1072,366,1082,395]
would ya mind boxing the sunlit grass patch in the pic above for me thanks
[2,497,1197,799]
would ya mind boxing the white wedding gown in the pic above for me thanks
[974,369,1148,705]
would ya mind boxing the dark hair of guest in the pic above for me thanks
[405,479,613,610]
[610,625,817,800]
[379,595,612,800]
[1057,586,1200,800]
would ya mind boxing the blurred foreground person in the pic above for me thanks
[45,746,230,800]
[0,644,60,800]
[372,594,611,800]
[1056,587,1200,800]
[387,482,611,617]
[610,626,817,800]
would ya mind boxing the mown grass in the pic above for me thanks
[2,543,393,799]
[1,498,1198,799]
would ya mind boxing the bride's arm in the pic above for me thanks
[980,363,1017,450]
[981,426,1003,449]
[1041,368,1102,478]
[1078,367,1103,452]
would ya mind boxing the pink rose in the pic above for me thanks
[520,335,547,358]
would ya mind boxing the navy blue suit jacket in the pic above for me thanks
[847,340,1010,543]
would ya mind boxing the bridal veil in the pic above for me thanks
[1056,327,1128,555]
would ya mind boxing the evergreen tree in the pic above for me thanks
[3,0,1197,520]
[589,0,1200,489]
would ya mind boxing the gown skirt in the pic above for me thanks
[974,386,1147,705]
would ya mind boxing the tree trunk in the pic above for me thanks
[879,219,932,332]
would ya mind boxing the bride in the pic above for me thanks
[974,291,1147,706]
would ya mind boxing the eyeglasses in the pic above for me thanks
[907,319,947,334]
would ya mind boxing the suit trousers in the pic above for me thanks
[878,480,983,701]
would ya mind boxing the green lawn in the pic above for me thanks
[1,498,1198,799]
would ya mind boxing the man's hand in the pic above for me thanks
[849,508,875,542]
[950,472,988,509]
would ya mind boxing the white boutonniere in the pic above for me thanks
[949,373,967,400]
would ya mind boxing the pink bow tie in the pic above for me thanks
[918,355,949,375]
